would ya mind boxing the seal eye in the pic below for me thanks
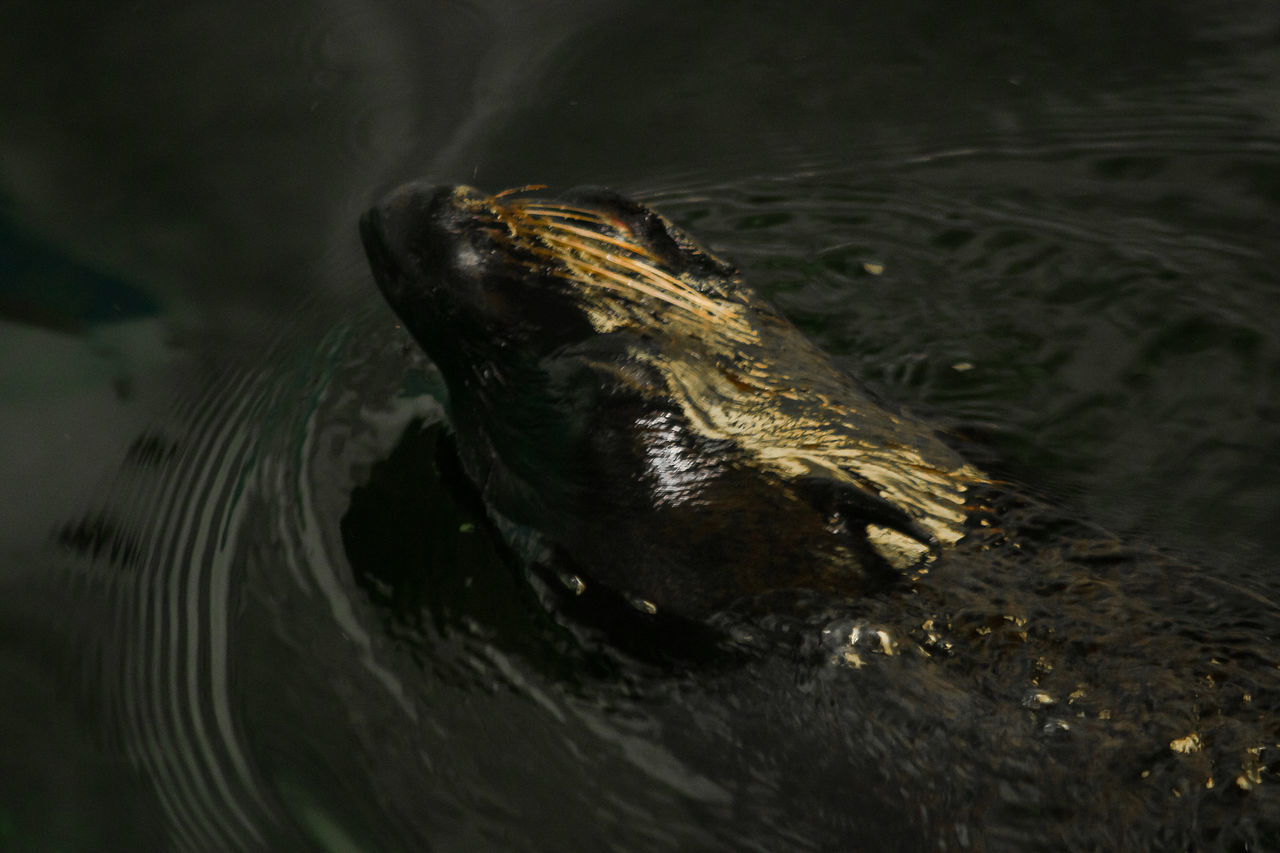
[453,227,499,274]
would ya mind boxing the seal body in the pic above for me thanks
[359,183,1280,848]
[360,184,985,618]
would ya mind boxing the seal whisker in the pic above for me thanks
[505,203,610,220]
[502,203,616,229]
[500,200,745,326]
[493,184,548,199]
[518,242,714,320]
[535,233,736,322]
[531,220,659,260]
[558,253,723,321]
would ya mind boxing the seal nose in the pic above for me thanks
[358,206,391,271]
[378,180,436,212]
[365,183,489,246]
[360,182,443,275]
[360,182,504,301]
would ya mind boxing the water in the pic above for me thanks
[2,1,1279,850]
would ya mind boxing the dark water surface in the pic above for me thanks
[2,1,1279,850]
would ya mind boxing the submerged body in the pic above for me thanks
[360,184,1280,849]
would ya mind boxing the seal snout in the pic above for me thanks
[359,183,445,284]
[360,183,490,260]
[359,204,401,292]
[358,206,383,256]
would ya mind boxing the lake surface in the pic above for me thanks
[2,1,1279,850]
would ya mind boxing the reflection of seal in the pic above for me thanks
[359,183,986,618]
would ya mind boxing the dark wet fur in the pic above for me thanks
[361,183,1280,850]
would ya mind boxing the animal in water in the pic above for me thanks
[360,183,1280,851]
[360,183,986,619]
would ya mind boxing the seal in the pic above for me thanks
[359,183,987,618]
[358,183,1280,849]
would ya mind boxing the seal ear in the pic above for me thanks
[791,474,940,558]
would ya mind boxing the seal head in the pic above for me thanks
[361,184,984,618]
